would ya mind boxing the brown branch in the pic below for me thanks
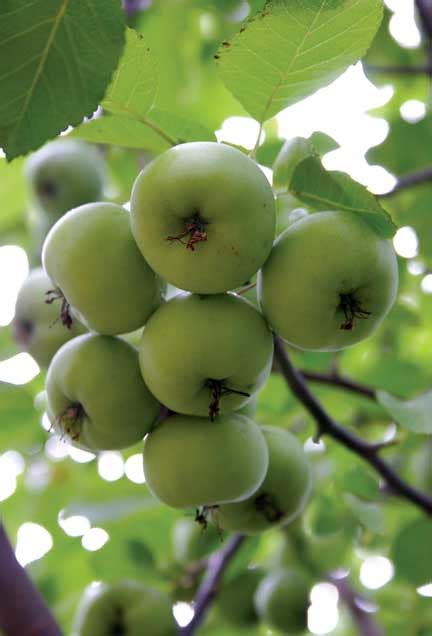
[300,369,375,400]
[0,523,62,636]
[380,166,432,197]
[274,336,432,515]
[179,534,246,636]
[331,574,383,636]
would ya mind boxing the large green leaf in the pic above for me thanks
[102,27,158,120]
[377,390,432,434]
[290,156,397,238]
[216,0,383,122]
[392,518,432,585]
[0,0,125,160]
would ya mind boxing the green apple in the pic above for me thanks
[258,211,398,351]
[139,293,273,417]
[13,268,86,367]
[143,413,269,508]
[218,568,264,627]
[213,427,311,534]
[172,518,220,564]
[73,580,175,636]
[254,568,310,634]
[130,141,275,293]
[25,139,105,220]
[42,202,164,335]
[46,334,160,450]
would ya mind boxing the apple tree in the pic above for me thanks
[1,1,432,635]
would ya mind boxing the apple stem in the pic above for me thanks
[254,492,284,523]
[58,402,85,442]
[338,293,371,331]
[166,213,208,251]
[206,380,250,421]
[45,288,73,329]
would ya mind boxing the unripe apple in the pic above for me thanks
[25,139,105,220]
[213,426,311,534]
[139,293,273,417]
[217,568,264,627]
[143,414,269,508]
[73,580,175,636]
[13,268,86,367]
[254,568,310,634]
[46,334,160,451]
[130,141,275,294]
[42,202,164,335]
[258,211,398,351]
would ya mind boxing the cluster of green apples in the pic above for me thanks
[14,140,398,540]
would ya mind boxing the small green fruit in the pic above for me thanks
[218,568,264,627]
[13,268,86,367]
[25,139,105,219]
[73,580,175,636]
[213,427,311,534]
[42,202,164,335]
[139,293,273,417]
[258,211,398,351]
[46,334,160,451]
[130,141,275,294]
[143,414,269,509]
[254,569,310,635]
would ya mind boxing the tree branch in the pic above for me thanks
[179,534,246,636]
[0,523,62,636]
[365,63,432,75]
[380,166,432,197]
[331,574,383,636]
[300,369,375,401]
[274,336,432,515]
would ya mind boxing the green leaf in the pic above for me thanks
[290,157,397,238]
[392,518,432,585]
[0,0,125,160]
[344,494,385,534]
[216,0,383,122]
[340,466,380,501]
[72,108,215,150]
[102,27,158,119]
[377,390,432,434]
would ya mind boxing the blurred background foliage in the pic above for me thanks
[1,0,432,634]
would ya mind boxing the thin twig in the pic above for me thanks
[300,369,375,400]
[365,63,432,75]
[380,166,432,197]
[0,523,62,636]
[274,336,432,515]
[331,573,383,636]
[235,281,257,296]
[179,534,246,636]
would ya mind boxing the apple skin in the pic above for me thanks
[254,568,310,635]
[73,580,175,636]
[172,518,220,564]
[25,139,105,220]
[213,426,311,534]
[143,413,269,509]
[258,211,398,351]
[12,268,86,367]
[46,334,160,451]
[42,202,165,335]
[217,568,264,627]
[130,142,275,294]
[139,293,273,417]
